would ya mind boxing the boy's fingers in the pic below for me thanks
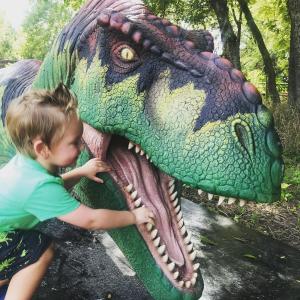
[93,176,104,183]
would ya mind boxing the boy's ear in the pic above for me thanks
[33,139,50,159]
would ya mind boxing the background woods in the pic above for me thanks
[0,0,299,247]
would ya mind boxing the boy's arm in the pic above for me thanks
[62,158,111,190]
[58,204,154,230]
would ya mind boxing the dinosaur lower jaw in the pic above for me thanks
[82,123,200,290]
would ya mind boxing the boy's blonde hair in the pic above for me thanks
[6,83,78,158]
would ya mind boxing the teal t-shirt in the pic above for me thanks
[0,154,80,232]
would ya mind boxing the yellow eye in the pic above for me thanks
[120,47,135,61]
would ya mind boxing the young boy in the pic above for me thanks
[0,84,154,300]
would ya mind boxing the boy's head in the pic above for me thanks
[6,83,78,159]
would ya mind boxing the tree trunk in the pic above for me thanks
[287,0,300,110]
[237,0,280,104]
[209,0,241,69]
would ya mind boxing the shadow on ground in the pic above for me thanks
[34,199,300,300]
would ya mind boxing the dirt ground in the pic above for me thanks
[182,187,300,251]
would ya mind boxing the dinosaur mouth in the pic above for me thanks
[82,123,199,290]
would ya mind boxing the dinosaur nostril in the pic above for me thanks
[271,159,284,188]
[266,130,282,158]
[257,105,274,128]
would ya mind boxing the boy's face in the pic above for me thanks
[47,114,83,169]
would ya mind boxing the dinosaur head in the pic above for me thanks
[32,0,283,299]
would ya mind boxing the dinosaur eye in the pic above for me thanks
[120,47,135,61]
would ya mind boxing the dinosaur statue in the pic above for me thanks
[0,0,283,299]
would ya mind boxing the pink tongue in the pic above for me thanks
[109,145,184,266]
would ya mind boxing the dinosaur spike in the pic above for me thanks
[97,13,111,26]
[121,22,133,35]
[142,39,152,49]
[174,60,189,70]
[162,52,173,63]
[184,40,195,49]
[190,69,203,77]
[132,31,143,44]
[150,45,161,55]
[110,13,125,30]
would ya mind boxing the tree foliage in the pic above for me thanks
[20,0,74,60]
[0,16,17,60]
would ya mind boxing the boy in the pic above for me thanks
[0,84,154,300]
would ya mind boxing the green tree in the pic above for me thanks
[0,16,17,60]
[20,0,73,60]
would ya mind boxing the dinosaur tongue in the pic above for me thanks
[108,139,184,266]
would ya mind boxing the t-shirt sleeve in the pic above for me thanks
[23,179,80,221]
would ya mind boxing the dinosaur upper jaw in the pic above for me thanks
[82,123,200,290]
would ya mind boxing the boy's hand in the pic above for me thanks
[80,158,111,183]
[132,207,155,225]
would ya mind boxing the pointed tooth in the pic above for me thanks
[158,244,166,255]
[228,197,236,205]
[151,229,158,239]
[198,189,203,195]
[134,197,142,207]
[154,236,160,247]
[208,193,214,200]
[177,211,183,220]
[128,142,134,150]
[189,251,196,261]
[172,198,179,207]
[167,262,175,272]
[180,225,186,235]
[192,272,198,278]
[173,271,179,280]
[178,281,184,287]
[174,205,181,214]
[186,243,193,252]
[140,150,144,156]
[176,213,183,222]
[178,218,184,228]
[135,145,141,153]
[146,223,153,231]
[146,154,150,160]
[191,277,196,286]
[125,184,133,192]
[169,185,175,194]
[217,196,225,206]
[168,179,175,187]
[162,254,168,263]
[171,191,178,200]
[185,281,191,288]
[184,232,191,244]
[239,199,246,207]
[193,263,200,271]
[131,190,138,200]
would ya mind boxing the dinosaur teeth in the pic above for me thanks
[135,145,141,153]
[172,198,179,207]
[151,229,158,239]
[169,185,175,194]
[162,254,168,263]
[186,243,193,252]
[168,179,175,187]
[177,211,183,220]
[125,183,133,192]
[174,205,181,214]
[228,197,236,205]
[189,251,196,261]
[191,277,196,286]
[185,281,191,288]
[208,193,214,200]
[167,262,175,272]
[178,281,184,288]
[192,272,198,278]
[180,225,186,235]
[184,232,191,244]
[153,237,160,247]
[130,190,138,200]
[217,196,225,206]
[173,271,179,280]
[170,191,178,200]
[178,218,184,228]
[140,150,145,156]
[193,263,200,271]
[198,189,203,195]
[158,244,166,255]
[128,142,134,150]
[134,197,142,207]
[146,223,153,231]
[239,199,246,207]
[146,154,150,160]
